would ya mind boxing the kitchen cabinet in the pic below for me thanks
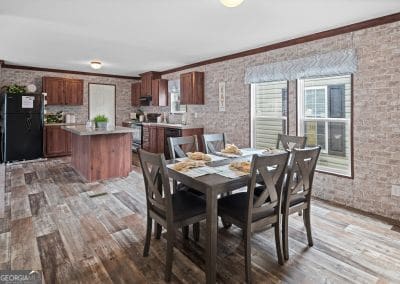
[139,71,161,97]
[44,125,72,157]
[151,79,168,107]
[142,125,165,154]
[43,77,65,105]
[131,82,141,106]
[43,77,84,106]
[180,71,204,105]
[65,79,84,105]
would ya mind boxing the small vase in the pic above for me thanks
[95,122,108,129]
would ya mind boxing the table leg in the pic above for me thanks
[205,189,218,284]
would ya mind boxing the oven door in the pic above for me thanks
[132,124,142,152]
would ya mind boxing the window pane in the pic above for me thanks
[253,81,288,148]
[304,121,326,150]
[299,75,352,176]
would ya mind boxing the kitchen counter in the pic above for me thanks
[62,125,134,136]
[45,122,84,126]
[140,122,204,129]
[62,125,133,182]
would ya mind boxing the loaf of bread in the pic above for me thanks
[221,144,242,155]
[186,152,212,161]
[172,160,206,172]
[229,161,251,173]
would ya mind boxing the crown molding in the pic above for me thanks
[1,63,141,80]
[161,12,400,75]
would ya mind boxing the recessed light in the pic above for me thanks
[220,0,244,8]
[90,61,102,70]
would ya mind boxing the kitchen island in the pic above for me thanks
[62,125,134,182]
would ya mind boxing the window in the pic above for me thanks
[170,91,187,113]
[298,75,352,177]
[251,81,288,149]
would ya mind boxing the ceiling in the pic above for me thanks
[1,0,399,76]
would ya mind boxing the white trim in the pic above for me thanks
[297,76,352,177]
[250,84,256,147]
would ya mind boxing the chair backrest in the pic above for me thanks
[247,152,290,222]
[167,135,199,159]
[284,146,321,206]
[276,134,307,151]
[138,149,173,221]
[202,133,226,154]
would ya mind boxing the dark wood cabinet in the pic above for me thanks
[131,82,141,107]
[151,79,168,107]
[142,125,165,154]
[180,71,204,105]
[138,72,168,106]
[140,72,161,97]
[43,77,84,106]
[44,126,71,157]
[43,77,65,105]
[65,79,84,105]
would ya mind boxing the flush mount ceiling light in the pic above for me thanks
[220,0,244,8]
[90,61,102,70]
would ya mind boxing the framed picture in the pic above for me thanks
[219,81,226,112]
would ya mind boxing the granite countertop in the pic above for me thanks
[140,122,203,129]
[45,122,85,126]
[62,125,134,136]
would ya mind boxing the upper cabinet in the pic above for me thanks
[65,79,84,105]
[43,77,65,105]
[180,71,204,105]
[43,76,84,106]
[135,71,168,107]
[131,82,141,107]
[140,71,161,97]
[152,79,168,107]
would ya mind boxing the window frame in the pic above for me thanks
[250,81,289,148]
[297,75,354,179]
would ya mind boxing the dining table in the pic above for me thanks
[166,148,272,284]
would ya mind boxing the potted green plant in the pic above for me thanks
[94,115,109,129]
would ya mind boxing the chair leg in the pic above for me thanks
[274,222,284,265]
[193,223,200,242]
[182,226,189,239]
[282,212,289,261]
[303,208,313,247]
[143,216,152,257]
[155,223,162,240]
[165,228,175,282]
[244,228,252,283]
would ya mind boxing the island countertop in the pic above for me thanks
[62,125,134,136]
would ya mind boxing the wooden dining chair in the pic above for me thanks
[218,152,289,283]
[202,133,226,154]
[276,134,307,151]
[167,135,199,160]
[138,149,206,281]
[282,146,321,261]
[167,135,203,238]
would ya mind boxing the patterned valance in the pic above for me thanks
[245,49,357,84]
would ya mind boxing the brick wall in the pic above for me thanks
[0,69,137,125]
[152,21,400,220]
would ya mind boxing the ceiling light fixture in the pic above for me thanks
[90,61,102,70]
[220,0,244,8]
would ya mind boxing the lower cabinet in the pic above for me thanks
[44,125,72,157]
[143,125,165,154]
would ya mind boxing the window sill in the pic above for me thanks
[315,168,353,179]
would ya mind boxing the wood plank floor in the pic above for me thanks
[1,158,400,283]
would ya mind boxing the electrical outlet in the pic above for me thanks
[391,185,400,197]
[194,112,198,118]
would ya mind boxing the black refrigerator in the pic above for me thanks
[1,93,44,162]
